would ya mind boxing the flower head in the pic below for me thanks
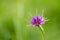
[30,15,45,26]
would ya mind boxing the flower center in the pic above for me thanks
[35,17,40,26]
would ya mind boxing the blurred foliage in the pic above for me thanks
[0,0,60,40]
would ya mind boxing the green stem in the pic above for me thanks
[41,31,44,40]
[38,26,45,40]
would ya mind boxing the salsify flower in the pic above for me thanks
[30,9,49,30]
[29,9,49,40]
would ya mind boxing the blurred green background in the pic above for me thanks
[0,0,60,40]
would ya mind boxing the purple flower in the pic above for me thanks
[30,15,45,26]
